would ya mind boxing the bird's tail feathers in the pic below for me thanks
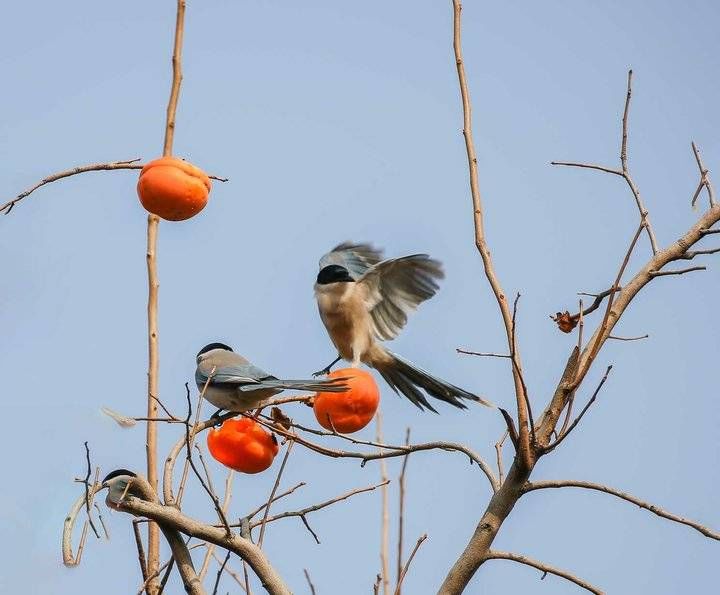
[239,377,349,393]
[377,351,493,411]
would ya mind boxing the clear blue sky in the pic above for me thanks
[1,1,718,593]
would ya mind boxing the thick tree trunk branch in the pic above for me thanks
[524,480,720,540]
[438,460,530,594]
[119,497,291,595]
[159,527,205,595]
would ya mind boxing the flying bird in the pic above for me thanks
[314,242,491,411]
[195,342,348,414]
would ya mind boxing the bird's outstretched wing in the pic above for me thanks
[318,242,384,280]
[358,254,444,341]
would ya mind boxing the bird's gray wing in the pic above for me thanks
[318,242,384,280]
[196,358,272,387]
[358,254,444,341]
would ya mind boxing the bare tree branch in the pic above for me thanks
[251,414,499,492]
[62,481,102,567]
[553,71,659,255]
[690,141,716,208]
[199,471,234,581]
[133,520,150,584]
[393,534,427,595]
[485,550,603,594]
[544,365,613,452]
[245,482,306,520]
[451,0,532,469]
[396,428,411,595]
[376,411,391,595]
[550,161,622,176]
[258,440,295,548]
[211,550,231,595]
[1,159,141,214]
[115,481,291,595]
[523,480,720,540]
[244,481,390,532]
[456,348,511,359]
[650,266,706,277]
[607,334,648,341]
[303,569,317,595]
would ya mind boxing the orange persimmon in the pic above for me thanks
[313,368,380,433]
[207,418,279,474]
[137,156,211,221]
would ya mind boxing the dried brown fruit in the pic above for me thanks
[552,311,579,333]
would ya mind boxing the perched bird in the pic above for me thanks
[195,342,348,414]
[102,469,138,509]
[314,242,491,411]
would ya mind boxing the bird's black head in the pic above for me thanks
[317,265,355,285]
[102,469,137,483]
[197,342,233,358]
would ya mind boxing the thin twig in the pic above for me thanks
[510,293,535,447]
[94,503,109,539]
[621,70,658,254]
[1,159,141,214]
[456,348,510,358]
[681,247,720,260]
[547,366,613,451]
[210,550,247,591]
[231,412,497,492]
[485,550,603,594]
[376,411,390,595]
[494,430,509,486]
[373,574,382,595]
[523,480,720,540]
[150,394,182,421]
[393,534,427,595]
[396,428,411,595]
[244,481,390,531]
[690,141,716,208]
[573,221,643,390]
[245,482,306,520]
[258,440,295,548]
[211,550,231,595]
[182,384,231,534]
[82,443,100,539]
[177,376,214,506]
[650,266,706,277]
[199,470,234,581]
[133,520,150,583]
[608,334,648,341]
[451,0,531,469]
[550,161,622,176]
[303,569,317,595]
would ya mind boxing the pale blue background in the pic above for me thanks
[1,1,718,593]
